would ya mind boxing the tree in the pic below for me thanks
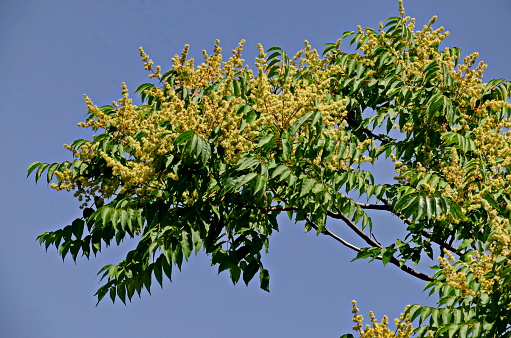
[27,1,511,336]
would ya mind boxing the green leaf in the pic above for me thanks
[116,283,126,305]
[71,218,85,240]
[271,164,288,179]
[288,111,313,136]
[257,133,277,150]
[101,207,113,226]
[154,256,164,287]
[381,247,394,266]
[458,324,468,338]
[109,286,116,303]
[35,162,50,183]
[407,304,422,321]
[266,46,282,53]
[419,306,431,325]
[94,284,110,306]
[243,260,259,285]
[46,162,60,183]
[232,173,258,191]
[181,231,192,260]
[174,130,194,145]
[229,266,241,284]
[120,209,129,231]
[237,156,260,171]
[281,138,291,160]
[26,161,42,177]
[254,174,267,195]
[259,268,270,292]
[300,178,315,197]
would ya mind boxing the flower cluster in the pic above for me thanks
[351,301,415,338]
[49,35,356,203]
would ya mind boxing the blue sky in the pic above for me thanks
[1,1,510,337]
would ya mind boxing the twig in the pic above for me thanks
[304,215,361,253]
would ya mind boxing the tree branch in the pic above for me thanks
[345,114,391,145]
[354,201,389,210]
[304,215,361,253]
[327,209,433,282]
[327,209,382,249]
[253,188,433,281]
[380,198,463,256]
[238,202,302,212]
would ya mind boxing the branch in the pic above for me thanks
[345,114,391,145]
[259,187,432,280]
[380,198,463,255]
[327,209,382,249]
[354,201,389,210]
[304,215,361,253]
[327,209,433,282]
[238,202,302,212]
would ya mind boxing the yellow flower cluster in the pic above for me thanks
[351,301,414,338]
[50,38,355,201]
[49,169,75,191]
[438,244,511,299]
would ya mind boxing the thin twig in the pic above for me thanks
[304,215,361,253]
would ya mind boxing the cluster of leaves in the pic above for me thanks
[28,2,511,336]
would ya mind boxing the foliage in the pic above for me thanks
[28,1,511,336]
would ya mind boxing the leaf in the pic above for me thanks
[174,130,194,145]
[288,111,314,136]
[26,161,42,178]
[229,266,241,284]
[135,83,155,101]
[243,260,259,285]
[393,192,417,216]
[71,218,85,240]
[154,256,164,287]
[281,138,291,160]
[420,306,431,325]
[181,231,192,260]
[233,173,258,191]
[253,174,267,196]
[120,209,129,231]
[425,195,433,219]
[266,46,282,53]
[94,284,110,306]
[101,207,113,226]
[300,178,315,197]
[197,136,211,164]
[407,304,422,321]
[381,247,394,266]
[257,133,277,151]
[117,283,126,305]
[35,162,50,183]
[46,162,59,183]
[162,253,173,281]
[259,268,270,292]
[271,164,288,179]
[237,156,260,171]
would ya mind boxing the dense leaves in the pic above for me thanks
[29,2,511,336]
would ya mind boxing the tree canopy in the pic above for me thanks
[28,1,511,336]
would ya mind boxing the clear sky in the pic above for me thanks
[1,1,510,337]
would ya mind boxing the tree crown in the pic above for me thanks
[28,1,511,336]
